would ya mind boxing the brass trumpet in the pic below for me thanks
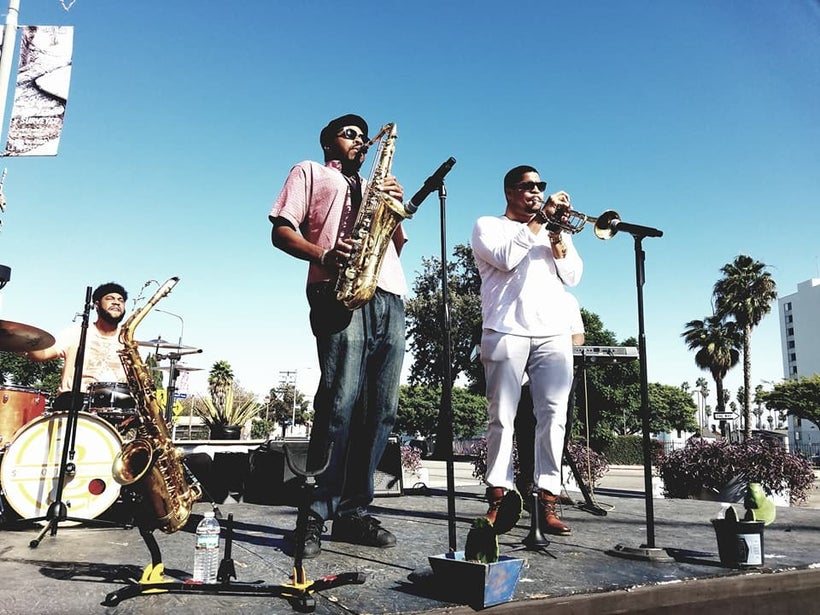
[542,205,621,240]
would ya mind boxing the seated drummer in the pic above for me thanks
[22,282,129,408]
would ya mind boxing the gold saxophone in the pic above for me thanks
[111,277,202,533]
[335,122,412,309]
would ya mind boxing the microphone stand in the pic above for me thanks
[433,178,457,553]
[603,222,672,562]
[27,287,127,547]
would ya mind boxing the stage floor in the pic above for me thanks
[1,479,819,614]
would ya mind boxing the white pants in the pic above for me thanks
[481,330,574,494]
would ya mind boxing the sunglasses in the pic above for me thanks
[337,128,367,142]
[513,181,547,192]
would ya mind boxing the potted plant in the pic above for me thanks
[193,384,262,440]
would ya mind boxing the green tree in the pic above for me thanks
[266,382,310,437]
[761,375,820,426]
[682,315,741,417]
[208,360,234,406]
[396,384,487,439]
[713,255,777,439]
[0,351,62,396]
[405,243,482,392]
[647,383,699,434]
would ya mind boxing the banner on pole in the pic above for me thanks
[4,26,74,157]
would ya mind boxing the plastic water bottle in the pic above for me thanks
[192,511,220,583]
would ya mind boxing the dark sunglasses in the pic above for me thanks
[337,128,367,142]
[513,181,547,192]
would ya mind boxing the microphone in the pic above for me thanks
[404,157,456,215]
[594,216,663,238]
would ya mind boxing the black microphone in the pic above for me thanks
[405,157,456,215]
[594,215,663,238]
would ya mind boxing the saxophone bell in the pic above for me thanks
[112,438,155,485]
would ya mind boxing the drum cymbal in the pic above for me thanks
[0,320,55,352]
[136,337,197,350]
[156,365,204,372]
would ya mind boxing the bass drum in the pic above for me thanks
[0,412,122,525]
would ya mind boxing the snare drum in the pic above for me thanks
[0,386,47,448]
[87,382,138,435]
[0,412,122,524]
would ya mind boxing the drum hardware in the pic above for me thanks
[13,286,131,547]
[155,346,202,423]
[135,337,198,351]
[0,319,55,352]
[156,364,204,372]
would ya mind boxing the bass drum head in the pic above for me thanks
[0,412,122,525]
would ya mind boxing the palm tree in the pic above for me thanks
[208,360,234,407]
[713,255,777,439]
[695,376,709,430]
[682,315,742,419]
[753,384,765,430]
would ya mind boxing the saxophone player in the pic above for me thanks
[269,114,406,559]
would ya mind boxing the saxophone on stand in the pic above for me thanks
[335,122,413,310]
[112,277,202,533]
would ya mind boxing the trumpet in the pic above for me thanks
[540,205,621,240]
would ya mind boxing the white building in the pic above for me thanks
[778,278,820,456]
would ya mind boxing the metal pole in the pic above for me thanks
[0,0,20,141]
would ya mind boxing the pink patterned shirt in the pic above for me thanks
[269,160,408,295]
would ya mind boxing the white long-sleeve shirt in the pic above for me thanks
[471,215,583,337]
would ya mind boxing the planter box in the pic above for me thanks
[711,518,765,568]
[428,551,524,608]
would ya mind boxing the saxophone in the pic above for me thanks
[335,122,412,309]
[111,277,202,533]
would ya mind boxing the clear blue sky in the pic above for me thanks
[1,1,818,405]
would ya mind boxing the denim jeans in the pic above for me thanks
[305,283,405,521]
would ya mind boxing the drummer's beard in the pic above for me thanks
[97,305,126,326]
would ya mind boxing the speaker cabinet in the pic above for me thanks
[244,436,403,506]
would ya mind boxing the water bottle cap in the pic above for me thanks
[203,511,214,518]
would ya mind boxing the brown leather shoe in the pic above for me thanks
[485,487,523,534]
[485,487,507,526]
[539,489,572,536]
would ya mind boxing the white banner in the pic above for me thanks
[4,26,74,157]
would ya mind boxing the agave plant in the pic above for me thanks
[193,384,261,427]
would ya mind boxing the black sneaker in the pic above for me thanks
[331,513,396,548]
[285,515,325,559]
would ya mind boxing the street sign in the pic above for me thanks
[713,412,736,420]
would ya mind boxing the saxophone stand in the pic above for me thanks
[103,444,366,612]
[27,286,130,548]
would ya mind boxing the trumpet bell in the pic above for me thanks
[593,210,620,240]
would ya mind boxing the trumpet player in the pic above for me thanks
[471,165,583,536]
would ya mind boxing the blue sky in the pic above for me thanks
[0,1,818,406]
